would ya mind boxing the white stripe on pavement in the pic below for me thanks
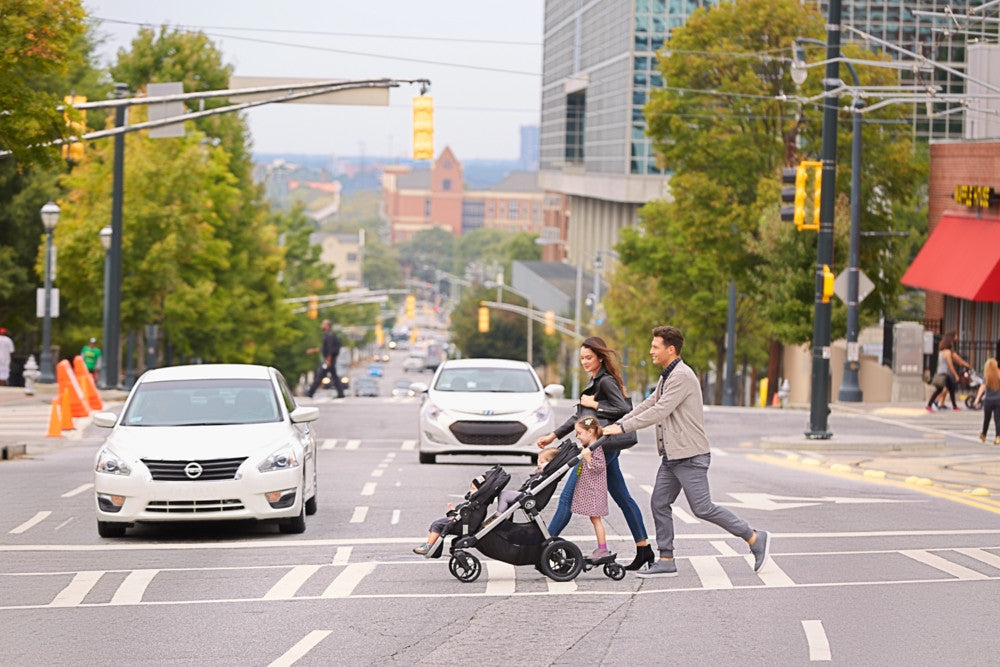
[321,439,337,450]
[361,483,376,496]
[485,561,517,596]
[672,506,699,525]
[688,556,732,589]
[349,506,368,523]
[49,570,103,607]
[268,630,332,667]
[546,579,577,594]
[9,511,51,534]
[955,547,1000,571]
[61,483,93,498]
[322,563,375,598]
[110,569,158,605]
[901,550,988,580]
[746,555,796,587]
[401,440,416,450]
[264,565,323,600]
[332,547,352,564]
[801,620,831,661]
[710,540,740,557]
[345,439,360,450]
[391,510,400,525]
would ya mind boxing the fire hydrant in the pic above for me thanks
[777,378,790,408]
[22,355,41,395]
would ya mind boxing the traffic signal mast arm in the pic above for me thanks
[478,300,581,340]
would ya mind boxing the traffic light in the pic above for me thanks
[478,304,490,333]
[61,95,87,164]
[405,294,416,319]
[780,167,798,223]
[306,295,319,319]
[412,95,434,160]
[780,161,822,231]
[821,264,835,303]
[544,310,556,336]
[375,323,385,346]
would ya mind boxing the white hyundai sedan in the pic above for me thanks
[411,358,564,464]
[92,364,319,538]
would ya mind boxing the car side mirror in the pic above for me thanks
[410,382,429,394]
[93,411,118,428]
[290,406,320,423]
[544,384,565,399]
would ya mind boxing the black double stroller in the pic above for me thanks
[420,437,626,583]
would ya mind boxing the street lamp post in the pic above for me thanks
[99,225,113,389]
[38,201,60,383]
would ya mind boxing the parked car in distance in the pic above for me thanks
[92,364,319,538]
[411,358,564,464]
[367,364,385,378]
[354,377,380,397]
[403,352,427,373]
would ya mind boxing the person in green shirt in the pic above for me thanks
[81,337,102,383]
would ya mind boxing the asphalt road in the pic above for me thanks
[1,352,999,665]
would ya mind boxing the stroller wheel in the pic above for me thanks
[448,550,482,583]
[603,562,626,581]
[966,395,980,410]
[539,539,584,582]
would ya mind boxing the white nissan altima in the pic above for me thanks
[411,358,564,464]
[92,364,319,538]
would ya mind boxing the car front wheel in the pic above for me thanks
[280,489,307,534]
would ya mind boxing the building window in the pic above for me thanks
[565,90,585,163]
[509,200,519,219]
[347,252,358,262]
[499,201,506,218]
[424,198,431,217]
[443,178,451,191]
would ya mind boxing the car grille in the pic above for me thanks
[142,457,248,481]
[449,420,527,445]
[146,499,245,513]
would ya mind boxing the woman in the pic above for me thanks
[974,358,1000,444]
[536,336,653,570]
[927,332,971,412]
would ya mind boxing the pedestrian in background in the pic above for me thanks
[603,325,771,578]
[81,337,102,383]
[975,358,1000,445]
[0,327,13,387]
[306,319,345,399]
[927,331,971,412]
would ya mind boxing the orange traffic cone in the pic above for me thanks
[771,392,780,407]
[46,398,64,438]
[59,388,74,430]
[73,355,103,411]
[57,359,89,417]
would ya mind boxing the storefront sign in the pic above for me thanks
[954,185,999,208]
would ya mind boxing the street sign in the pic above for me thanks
[35,288,59,318]
[833,269,874,304]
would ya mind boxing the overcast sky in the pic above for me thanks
[84,1,543,161]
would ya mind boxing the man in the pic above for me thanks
[81,337,102,383]
[306,319,345,398]
[603,325,770,578]
[0,327,13,387]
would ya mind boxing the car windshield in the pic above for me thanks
[434,367,539,393]
[120,378,281,426]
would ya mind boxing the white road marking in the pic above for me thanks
[264,565,323,600]
[322,563,375,598]
[61,483,93,498]
[710,541,740,557]
[332,547,352,564]
[49,570,103,607]
[386,451,397,459]
[110,569,157,605]
[712,448,729,457]
[485,561,517,596]
[672,506,699,525]
[54,517,75,531]
[901,550,989,580]
[321,439,337,450]
[955,547,1000,571]
[546,579,577,594]
[268,630,332,667]
[345,439,361,450]
[349,506,368,523]
[802,620,831,661]
[401,440,416,450]
[361,482,376,496]
[688,556,732,589]
[391,510,400,525]
[371,469,384,477]
[746,555,796,587]
[9,511,51,534]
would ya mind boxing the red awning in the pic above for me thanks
[901,214,1000,302]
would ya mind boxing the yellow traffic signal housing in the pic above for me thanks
[544,310,556,336]
[779,167,797,223]
[61,95,87,163]
[405,294,416,319]
[307,295,319,319]
[793,166,808,231]
[412,95,434,160]
[478,305,490,333]
[821,264,835,303]
[799,160,822,231]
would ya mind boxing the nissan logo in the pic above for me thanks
[184,462,203,479]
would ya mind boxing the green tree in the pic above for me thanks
[451,287,539,362]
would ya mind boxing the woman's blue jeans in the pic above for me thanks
[547,449,648,542]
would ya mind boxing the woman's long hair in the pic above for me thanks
[985,358,1000,392]
[582,336,626,395]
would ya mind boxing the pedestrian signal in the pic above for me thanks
[412,96,434,160]
[478,305,490,333]
[544,310,555,336]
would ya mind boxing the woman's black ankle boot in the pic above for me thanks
[624,544,655,571]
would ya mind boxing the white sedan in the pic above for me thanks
[411,358,564,464]
[92,364,319,538]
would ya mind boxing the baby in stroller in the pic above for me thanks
[413,437,627,583]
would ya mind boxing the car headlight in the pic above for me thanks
[95,448,132,476]
[258,445,300,473]
[423,399,444,424]
[531,403,551,424]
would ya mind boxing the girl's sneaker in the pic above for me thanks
[413,543,431,555]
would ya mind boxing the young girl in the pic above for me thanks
[571,416,610,560]
[975,357,1000,444]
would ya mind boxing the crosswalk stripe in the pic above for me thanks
[710,540,740,557]
[110,569,158,605]
[401,440,416,450]
[802,620,832,661]
[955,547,1000,571]
[747,555,796,586]
[49,570,103,607]
[673,506,699,525]
[322,563,375,598]
[268,630,332,667]
[332,547,352,564]
[9,511,51,534]
[485,561,517,595]
[361,483,376,496]
[349,506,368,523]
[901,549,989,580]
[345,440,361,450]
[688,556,732,589]
[264,565,323,600]
[546,579,577,594]
[321,439,337,450]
